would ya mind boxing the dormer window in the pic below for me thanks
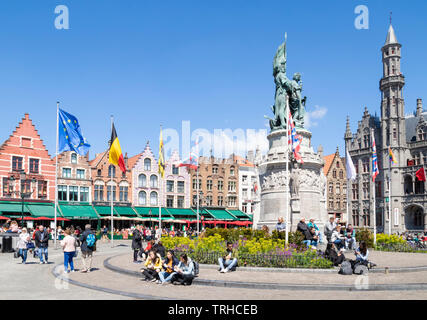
[71,153,77,164]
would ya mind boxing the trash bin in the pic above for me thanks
[2,236,12,253]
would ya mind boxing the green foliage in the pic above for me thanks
[356,228,374,248]
[375,233,406,245]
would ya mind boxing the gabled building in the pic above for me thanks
[0,114,55,202]
[163,150,191,209]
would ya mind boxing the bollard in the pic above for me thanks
[385,267,389,274]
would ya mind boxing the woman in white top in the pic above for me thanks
[60,229,77,273]
[17,228,30,264]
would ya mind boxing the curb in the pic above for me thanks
[104,255,427,292]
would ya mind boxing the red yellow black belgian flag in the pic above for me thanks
[109,123,126,173]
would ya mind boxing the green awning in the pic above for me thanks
[0,202,31,215]
[166,208,196,217]
[26,203,56,218]
[94,206,120,216]
[205,209,237,221]
[134,207,173,217]
[114,206,138,217]
[228,210,252,220]
[60,204,99,219]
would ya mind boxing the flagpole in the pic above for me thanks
[54,101,59,249]
[159,125,162,235]
[388,149,392,235]
[196,165,200,235]
[110,115,114,248]
[285,96,290,246]
[372,129,377,245]
[345,145,350,228]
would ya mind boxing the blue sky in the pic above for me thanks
[0,0,426,160]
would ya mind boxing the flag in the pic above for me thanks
[416,167,426,182]
[253,181,259,194]
[158,127,165,178]
[389,147,397,165]
[58,108,90,156]
[346,149,357,180]
[176,137,199,170]
[109,123,126,173]
[371,131,379,182]
[288,111,303,163]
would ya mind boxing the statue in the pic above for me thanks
[265,34,307,130]
[290,163,300,196]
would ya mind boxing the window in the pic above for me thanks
[393,128,397,140]
[218,195,224,207]
[62,168,71,178]
[242,188,248,199]
[37,180,47,199]
[80,187,89,202]
[150,192,158,206]
[329,183,333,194]
[336,201,340,210]
[228,181,236,192]
[71,153,77,164]
[144,158,151,171]
[336,161,340,168]
[21,180,31,194]
[363,134,370,148]
[335,183,340,195]
[375,181,382,198]
[177,196,184,208]
[150,175,158,188]
[228,196,237,207]
[94,185,104,201]
[212,167,218,174]
[339,170,343,179]
[333,170,337,178]
[167,196,174,208]
[58,185,67,201]
[68,186,79,202]
[329,200,334,209]
[352,210,359,226]
[2,177,13,197]
[166,180,174,192]
[362,159,369,173]
[119,186,128,202]
[207,180,213,191]
[363,209,370,226]
[108,165,116,178]
[29,159,39,174]
[352,183,359,200]
[415,176,425,194]
[218,180,223,191]
[138,174,147,188]
[177,181,185,193]
[138,191,147,205]
[76,169,85,179]
[362,182,369,199]
[242,175,248,184]
[172,165,179,175]
[12,156,23,171]
[206,195,213,206]
[107,186,116,201]
[97,169,101,176]
[192,178,201,190]
[242,203,247,213]
[230,167,235,176]
[21,137,31,148]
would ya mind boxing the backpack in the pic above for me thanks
[86,233,96,247]
[338,260,353,275]
[193,261,199,276]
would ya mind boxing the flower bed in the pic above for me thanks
[161,234,333,269]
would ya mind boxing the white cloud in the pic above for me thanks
[305,105,328,128]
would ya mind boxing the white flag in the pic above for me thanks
[346,149,357,180]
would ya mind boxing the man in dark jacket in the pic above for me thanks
[80,224,96,273]
[34,225,49,264]
[132,228,142,263]
[297,218,312,247]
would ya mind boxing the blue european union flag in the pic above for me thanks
[58,108,90,156]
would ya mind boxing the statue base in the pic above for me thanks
[256,129,327,232]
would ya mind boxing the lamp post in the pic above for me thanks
[9,171,37,227]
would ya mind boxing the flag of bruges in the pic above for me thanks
[109,123,126,173]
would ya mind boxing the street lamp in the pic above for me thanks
[9,172,37,227]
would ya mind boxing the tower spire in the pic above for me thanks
[345,116,352,140]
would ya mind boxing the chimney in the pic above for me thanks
[416,99,423,117]
[124,152,128,167]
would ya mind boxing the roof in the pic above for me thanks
[323,153,336,175]
[385,24,397,45]
[128,153,142,170]
[405,112,427,142]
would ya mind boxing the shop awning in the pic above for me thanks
[94,206,120,217]
[205,209,238,221]
[227,210,252,220]
[114,206,139,217]
[133,207,174,218]
[26,203,56,218]
[166,208,196,217]
[0,202,31,216]
[60,204,99,219]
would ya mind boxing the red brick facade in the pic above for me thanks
[0,114,55,201]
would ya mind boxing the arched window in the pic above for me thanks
[144,158,151,171]
[415,176,425,194]
[150,175,158,188]
[71,153,77,164]
[138,174,146,188]
[404,175,413,194]
[138,191,147,205]
[150,191,158,206]
[108,165,116,178]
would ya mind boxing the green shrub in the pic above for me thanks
[356,228,374,248]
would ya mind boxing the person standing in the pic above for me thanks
[34,225,49,264]
[101,225,109,242]
[132,227,142,263]
[61,229,77,273]
[80,224,96,273]
[324,216,336,243]
[17,228,30,264]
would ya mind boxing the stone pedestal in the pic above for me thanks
[257,129,327,232]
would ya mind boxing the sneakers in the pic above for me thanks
[219,269,225,273]
[39,262,44,264]
[223,269,229,273]
[150,278,157,282]
[156,280,161,284]
[81,269,87,273]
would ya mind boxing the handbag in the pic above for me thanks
[14,250,20,259]
[26,242,35,249]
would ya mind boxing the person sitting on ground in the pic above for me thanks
[141,250,163,282]
[324,217,336,243]
[309,227,319,249]
[141,239,154,260]
[153,240,166,259]
[355,240,369,264]
[324,242,345,266]
[159,250,179,285]
[307,218,322,244]
[132,227,142,263]
[331,225,345,251]
[275,217,286,232]
[218,242,238,273]
[344,224,356,250]
[297,218,313,248]
[171,254,195,286]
